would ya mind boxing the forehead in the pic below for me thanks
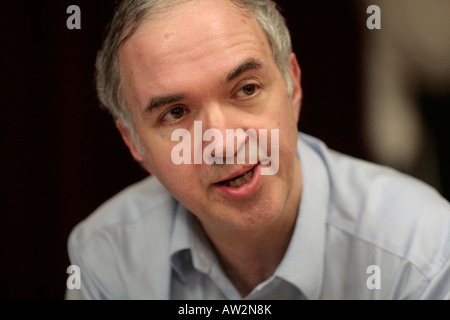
[118,0,273,102]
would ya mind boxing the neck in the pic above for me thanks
[215,213,298,297]
[202,158,302,297]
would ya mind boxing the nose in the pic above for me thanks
[200,104,248,164]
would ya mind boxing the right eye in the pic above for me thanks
[160,106,188,124]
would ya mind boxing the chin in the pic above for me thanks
[216,192,285,231]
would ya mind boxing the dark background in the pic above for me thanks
[1,0,445,299]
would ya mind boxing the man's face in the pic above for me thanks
[118,0,302,231]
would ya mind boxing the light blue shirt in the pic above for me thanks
[66,133,450,299]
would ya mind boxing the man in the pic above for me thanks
[66,0,450,299]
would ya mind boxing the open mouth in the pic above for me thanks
[218,166,255,188]
[213,163,263,199]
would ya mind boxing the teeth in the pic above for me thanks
[223,168,254,188]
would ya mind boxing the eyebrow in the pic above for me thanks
[144,58,263,113]
[145,93,186,113]
[225,58,263,82]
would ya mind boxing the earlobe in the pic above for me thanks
[115,119,145,163]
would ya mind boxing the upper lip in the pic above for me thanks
[215,163,258,184]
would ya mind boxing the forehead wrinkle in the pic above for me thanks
[134,0,269,61]
[118,0,274,114]
[225,58,263,82]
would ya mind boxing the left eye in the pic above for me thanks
[235,84,258,98]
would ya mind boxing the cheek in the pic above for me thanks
[268,103,298,144]
[156,164,194,192]
[144,141,202,195]
[146,143,179,177]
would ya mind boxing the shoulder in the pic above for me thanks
[301,133,450,280]
[66,175,177,299]
[68,175,176,247]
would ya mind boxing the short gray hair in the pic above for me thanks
[95,0,293,150]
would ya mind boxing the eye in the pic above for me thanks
[235,84,259,99]
[160,106,187,123]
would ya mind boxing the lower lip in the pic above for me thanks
[213,163,264,199]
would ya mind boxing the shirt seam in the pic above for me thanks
[326,221,433,281]
[73,193,174,251]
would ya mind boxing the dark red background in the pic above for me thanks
[1,0,369,299]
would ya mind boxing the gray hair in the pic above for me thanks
[95,0,293,153]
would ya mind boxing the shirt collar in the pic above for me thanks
[274,133,329,300]
[169,202,192,282]
[170,201,219,283]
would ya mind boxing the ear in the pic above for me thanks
[288,53,302,123]
[115,119,145,163]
